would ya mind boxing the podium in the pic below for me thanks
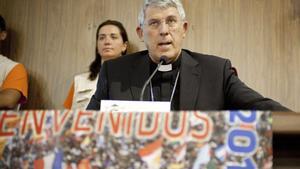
[0,110,275,168]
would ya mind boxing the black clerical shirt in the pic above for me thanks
[149,55,181,110]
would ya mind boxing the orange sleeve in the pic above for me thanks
[64,82,74,109]
[2,64,28,103]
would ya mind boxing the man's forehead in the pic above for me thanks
[144,6,180,20]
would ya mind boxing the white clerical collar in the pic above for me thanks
[158,64,172,72]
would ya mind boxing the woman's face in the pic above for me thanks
[97,25,127,62]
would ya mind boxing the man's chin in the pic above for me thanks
[149,51,177,63]
[160,52,178,62]
[158,55,177,64]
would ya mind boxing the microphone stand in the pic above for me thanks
[139,56,167,101]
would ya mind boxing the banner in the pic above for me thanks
[0,110,272,169]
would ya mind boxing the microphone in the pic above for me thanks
[139,56,168,101]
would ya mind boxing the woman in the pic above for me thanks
[64,20,129,109]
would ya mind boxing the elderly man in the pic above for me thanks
[87,0,289,111]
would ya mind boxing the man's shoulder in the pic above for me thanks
[183,49,228,63]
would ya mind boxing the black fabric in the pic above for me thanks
[87,49,290,111]
[149,55,181,110]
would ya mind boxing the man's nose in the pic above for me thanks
[159,22,169,36]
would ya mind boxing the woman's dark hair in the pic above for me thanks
[89,20,129,80]
[0,15,6,31]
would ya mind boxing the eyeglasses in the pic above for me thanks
[145,16,180,30]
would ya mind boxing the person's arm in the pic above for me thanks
[0,64,28,109]
[223,59,291,111]
[0,88,21,109]
[64,82,74,109]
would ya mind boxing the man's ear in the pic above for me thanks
[0,31,7,41]
[182,21,188,38]
[136,26,144,41]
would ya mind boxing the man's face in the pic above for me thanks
[137,6,188,63]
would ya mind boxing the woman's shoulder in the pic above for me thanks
[73,72,98,91]
[74,72,90,79]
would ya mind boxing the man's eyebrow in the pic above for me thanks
[147,18,160,22]
[147,15,178,21]
[167,15,178,19]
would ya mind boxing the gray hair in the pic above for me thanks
[138,0,186,27]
